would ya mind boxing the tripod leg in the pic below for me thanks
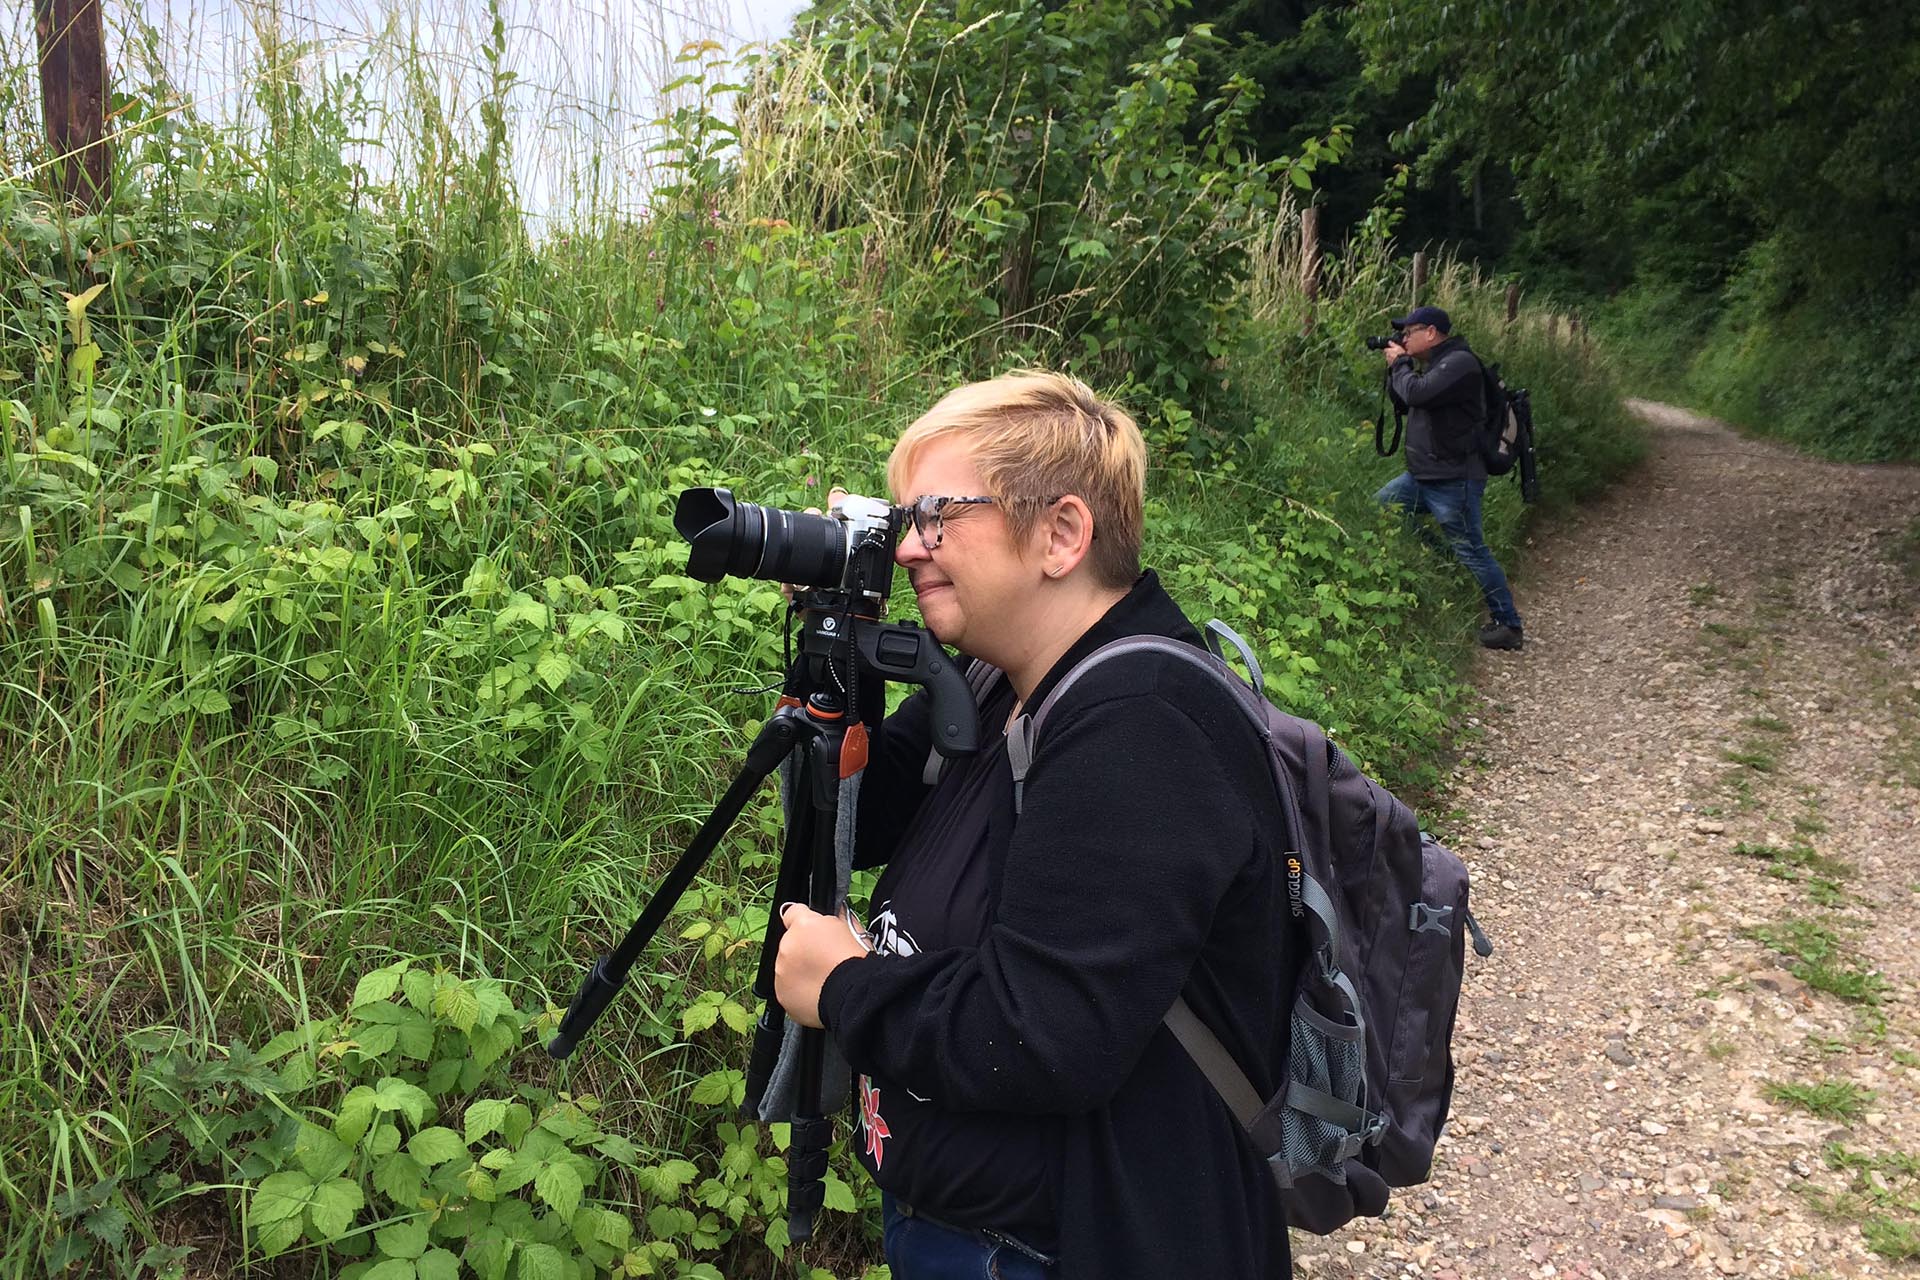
[739,709,850,1242]
[548,707,805,1059]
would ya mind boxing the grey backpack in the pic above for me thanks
[999,621,1493,1234]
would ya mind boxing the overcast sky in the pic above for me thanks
[9,0,819,221]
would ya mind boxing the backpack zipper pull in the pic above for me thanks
[1465,909,1494,958]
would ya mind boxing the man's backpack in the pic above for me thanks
[1478,361,1541,503]
[998,622,1492,1234]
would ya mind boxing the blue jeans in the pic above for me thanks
[881,1194,1056,1280]
[1376,472,1522,628]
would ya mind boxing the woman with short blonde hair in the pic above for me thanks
[776,370,1297,1278]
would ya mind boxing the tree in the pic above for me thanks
[1345,0,1920,294]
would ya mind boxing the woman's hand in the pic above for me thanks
[773,903,869,1029]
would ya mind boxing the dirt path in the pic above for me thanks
[1292,402,1920,1279]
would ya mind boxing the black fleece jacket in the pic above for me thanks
[1388,334,1487,482]
[820,571,1298,1278]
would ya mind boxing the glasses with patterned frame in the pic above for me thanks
[904,493,1069,551]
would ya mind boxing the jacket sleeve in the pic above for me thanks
[818,683,1258,1113]
[1387,349,1481,410]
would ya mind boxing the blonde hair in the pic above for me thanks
[887,370,1146,589]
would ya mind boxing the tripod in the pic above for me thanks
[548,604,979,1242]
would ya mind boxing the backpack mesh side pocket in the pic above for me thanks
[1275,989,1370,1186]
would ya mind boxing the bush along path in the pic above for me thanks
[1295,402,1920,1279]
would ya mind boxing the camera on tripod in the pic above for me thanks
[550,483,981,1243]
[675,486,901,604]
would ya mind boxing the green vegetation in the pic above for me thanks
[0,2,1650,1276]
[1763,1078,1874,1123]
[1746,920,1889,1007]
[1342,0,1920,460]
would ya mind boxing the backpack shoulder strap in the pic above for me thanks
[1007,634,1261,815]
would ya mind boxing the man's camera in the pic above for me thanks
[1364,330,1404,351]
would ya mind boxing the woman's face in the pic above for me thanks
[891,436,1038,661]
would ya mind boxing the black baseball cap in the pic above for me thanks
[1390,305,1451,333]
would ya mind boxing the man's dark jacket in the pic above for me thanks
[1388,334,1487,482]
[819,572,1298,1277]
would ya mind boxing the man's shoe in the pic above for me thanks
[1478,622,1524,651]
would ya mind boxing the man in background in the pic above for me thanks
[1377,305,1524,650]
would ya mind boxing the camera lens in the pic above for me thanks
[674,488,850,588]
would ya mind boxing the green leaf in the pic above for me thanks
[401,967,436,1013]
[680,1001,719,1036]
[373,1077,431,1125]
[356,1024,400,1058]
[296,1122,353,1180]
[334,1090,378,1143]
[593,1133,639,1165]
[718,1001,751,1034]
[363,1259,416,1280]
[534,1161,584,1221]
[306,1177,365,1238]
[461,1164,499,1202]
[464,1100,508,1144]
[251,1171,314,1226]
[688,1070,741,1107]
[425,1057,462,1095]
[433,980,481,1034]
[416,1248,460,1280]
[496,1151,542,1195]
[374,1217,431,1259]
[408,1127,468,1167]
[534,649,573,691]
[353,963,407,1009]
[249,1209,301,1257]
[372,1152,426,1206]
[516,1242,569,1280]
[821,1174,856,1212]
[590,1208,633,1248]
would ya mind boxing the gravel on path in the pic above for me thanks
[1291,401,1920,1279]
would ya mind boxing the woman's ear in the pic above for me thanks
[1042,495,1095,576]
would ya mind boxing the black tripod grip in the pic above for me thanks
[785,1115,833,1241]
[741,1005,787,1117]
[855,622,980,759]
[547,955,622,1059]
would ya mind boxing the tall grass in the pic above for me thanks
[0,3,1643,1275]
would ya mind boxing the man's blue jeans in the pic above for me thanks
[881,1194,1056,1279]
[1376,472,1522,628]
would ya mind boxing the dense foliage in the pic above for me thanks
[1344,0,1920,459]
[1,4,1641,1277]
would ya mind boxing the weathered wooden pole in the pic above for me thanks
[1300,205,1321,332]
[34,0,111,208]
[1411,250,1427,306]
[1505,282,1521,328]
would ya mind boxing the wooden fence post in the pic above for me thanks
[34,0,111,208]
[1300,205,1321,332]
[1505,282,1520,328]
[1411,250,1427,306]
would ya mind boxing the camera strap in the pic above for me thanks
[1374,370,1404,458]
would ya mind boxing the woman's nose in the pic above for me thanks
[895,533,928,568]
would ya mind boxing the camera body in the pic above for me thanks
[671,485,979,759]
[1364,331,1404,351]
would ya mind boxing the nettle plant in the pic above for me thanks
[133,961,827,1279]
